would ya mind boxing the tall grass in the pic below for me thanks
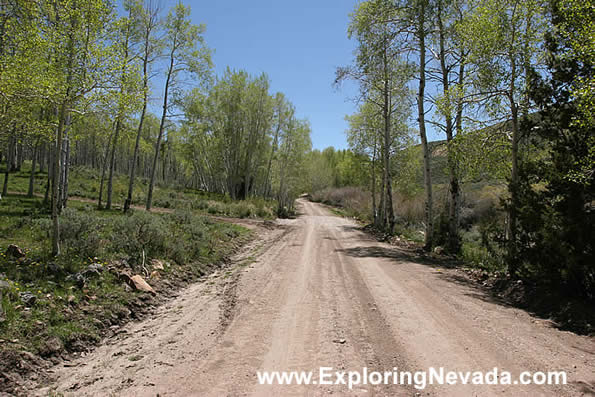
[311,187,372,221]
[0,196,250,357]
[311,184,508,267]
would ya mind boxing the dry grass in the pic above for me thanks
[311,187,372,221]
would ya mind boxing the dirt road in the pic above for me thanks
[37,199,594,396]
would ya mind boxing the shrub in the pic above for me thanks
[256,205,274,218]
[59,208,102,262]
[392,192,424,225]
[194,199,209,210]
[231,202,257,218]
[461,242,505,272]
[111,211,168,265]
[459,210,506,272]
[207,201,227,215]
[312,187,371,221]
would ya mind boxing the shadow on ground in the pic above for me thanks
[335,224,595,336]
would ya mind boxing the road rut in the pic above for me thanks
[37,199,594,396]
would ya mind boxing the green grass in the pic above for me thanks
[459,225,507,272]
[329,207,351,218]
[0,189,251,359]
[0,160,273,361]
[1,161,277,219]
[393,224,426,244]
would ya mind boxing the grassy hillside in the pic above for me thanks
[1,163,277,219]
[0,161,275,392]
[313,135,509,270]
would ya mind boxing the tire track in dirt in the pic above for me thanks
[35,199,594,397]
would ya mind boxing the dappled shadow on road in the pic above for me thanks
[334,227,595,335]
[337,246,412,261]
[442,266,595,334]
[329,215,595,335]
[336,244,451,269]
[339,225,365,234]
[434,266,595,335]
[436,271,511,306]
[335,246,516,316]
[571,381,595,396]
[337,246,486,303]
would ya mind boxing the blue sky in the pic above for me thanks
[148,1,445,149]
[160,0,360,150]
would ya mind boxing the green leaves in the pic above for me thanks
[180,68,311,204]
[161,3,212,109]
[556,0,595,129]
[460,0,547,109]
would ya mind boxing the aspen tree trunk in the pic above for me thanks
[437,0,460,253]
[44,148,52,204]
[508,95,520,276]
[147,48,174,211]
[125,53,149,211]
[98,125,114,209]
[51,3,77,256]
[277,135,293,213]
[39,142,46,173]
[418,0,433,250]
[378,149,386,229]
[382,60,395,232]
[371,134,377,225]
[106,118,122,210]
[1,134,14,197]
[27,140,39,197]
[108,17,131,210]
[61,128,70,209]
[264,112,282,198]
[505,32,521,276]
[15,140,22,171]
[52,101,68,256]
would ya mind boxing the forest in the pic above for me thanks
[0,1,313,249]
[0,0,593,391]
[0,0,593,296]
[0,0,316,372]
[321,0,593,301]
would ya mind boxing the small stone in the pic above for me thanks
[130,275,156,295]
[66,272,86,288]
[109,259,130,271]
[47,262,63,276]
[41,337,63,356]
[83,263,103,277]
[19,291,37,306]
[150,259,165,271]
[6,244,25,258]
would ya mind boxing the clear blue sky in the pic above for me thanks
[162,0,360,150]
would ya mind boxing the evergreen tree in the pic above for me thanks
[516,0,594,298]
